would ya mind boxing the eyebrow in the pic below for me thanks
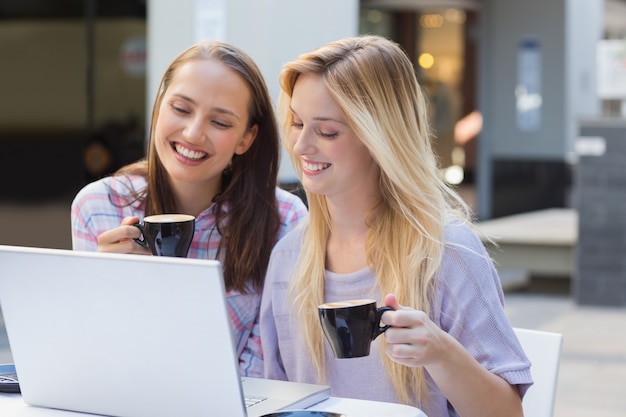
[173,93,241,120]
[289,106,347,125]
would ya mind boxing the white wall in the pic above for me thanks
[147,0,359,182]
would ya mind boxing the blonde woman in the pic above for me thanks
[260,35,531,417]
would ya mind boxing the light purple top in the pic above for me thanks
[260,220,533,416]
[71,174,308,377]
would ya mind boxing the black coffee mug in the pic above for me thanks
[133,214,195,257]
[318,299,394,359]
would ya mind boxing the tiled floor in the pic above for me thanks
[505,280,626,417]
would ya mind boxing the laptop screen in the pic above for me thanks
[0,245,249,417]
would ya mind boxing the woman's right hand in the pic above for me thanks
[97,216,151,255]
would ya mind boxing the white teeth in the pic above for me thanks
[175,143,206,160]
[303,161,330,172]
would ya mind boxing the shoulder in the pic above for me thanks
[275,187,307,212]
[433,220,505,321]
[442,220,489,259]
[73,174,146,197]
[266,221,307,283]
[272,220,307,255]
[71,177,110,210]
[274,187,308,234]
[72,174,146,210]
[436,219,500,298]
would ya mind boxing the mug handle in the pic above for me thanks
[372,306,395,340]
[131,223,149,249]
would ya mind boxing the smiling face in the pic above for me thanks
[288,73,380,202]
[154,58,257,198]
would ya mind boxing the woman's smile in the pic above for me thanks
[172,141,209,161]
[302,159,331,174]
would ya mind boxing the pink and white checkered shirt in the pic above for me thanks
[71,174,308,377]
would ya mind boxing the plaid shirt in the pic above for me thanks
[71,174,308,377]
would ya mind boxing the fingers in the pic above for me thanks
[383,324,429,368]
[96,217,149,255]
[383,293,413,311]
[98,238,148,255]
[121,216,141,226]
[386,343,426,367]
[385,322,453,369]
[383,309,430,333]
[383,293,400,310]
[98,224,141,245]
[380,293,443,368]
[381,293,427,328]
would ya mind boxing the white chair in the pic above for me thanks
[513,327,563,417]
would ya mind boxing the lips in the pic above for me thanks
[302,160,331,172]
[173,143,208,161]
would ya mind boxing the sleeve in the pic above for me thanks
[276,188,308,240]
[260,249,288,380]
[70,177,140,252]
[71,181,106,251]
[238,303,264,377]
[434,223,533,396]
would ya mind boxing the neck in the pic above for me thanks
[324,190,381,273]
[327,199,371,238]
[326,184,380,236]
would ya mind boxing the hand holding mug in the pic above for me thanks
[97,216,150,255]
[380,293,454,368]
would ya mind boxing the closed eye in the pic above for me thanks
[212,120,232,129]
[316,129,338,139]
[172,104,190,115]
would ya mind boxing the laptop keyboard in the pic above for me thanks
[0,368,20,393]
[244,395,267,408]
[0,373,18,383]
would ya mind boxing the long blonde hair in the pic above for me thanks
[277,35,472,406]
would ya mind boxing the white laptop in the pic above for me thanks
[0,244,329,417]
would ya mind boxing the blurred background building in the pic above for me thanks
[3,0,624,213]
[0,0,147,201]
[1,0,626,271]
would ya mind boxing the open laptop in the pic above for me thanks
[0,244,329,417]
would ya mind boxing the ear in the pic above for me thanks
[235,124,258,155]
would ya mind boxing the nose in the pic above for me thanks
[292,127,316,156]
[183,116,207,143]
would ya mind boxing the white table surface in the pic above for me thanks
[0,393,427,417]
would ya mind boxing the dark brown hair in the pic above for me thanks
[116,41,281,293]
